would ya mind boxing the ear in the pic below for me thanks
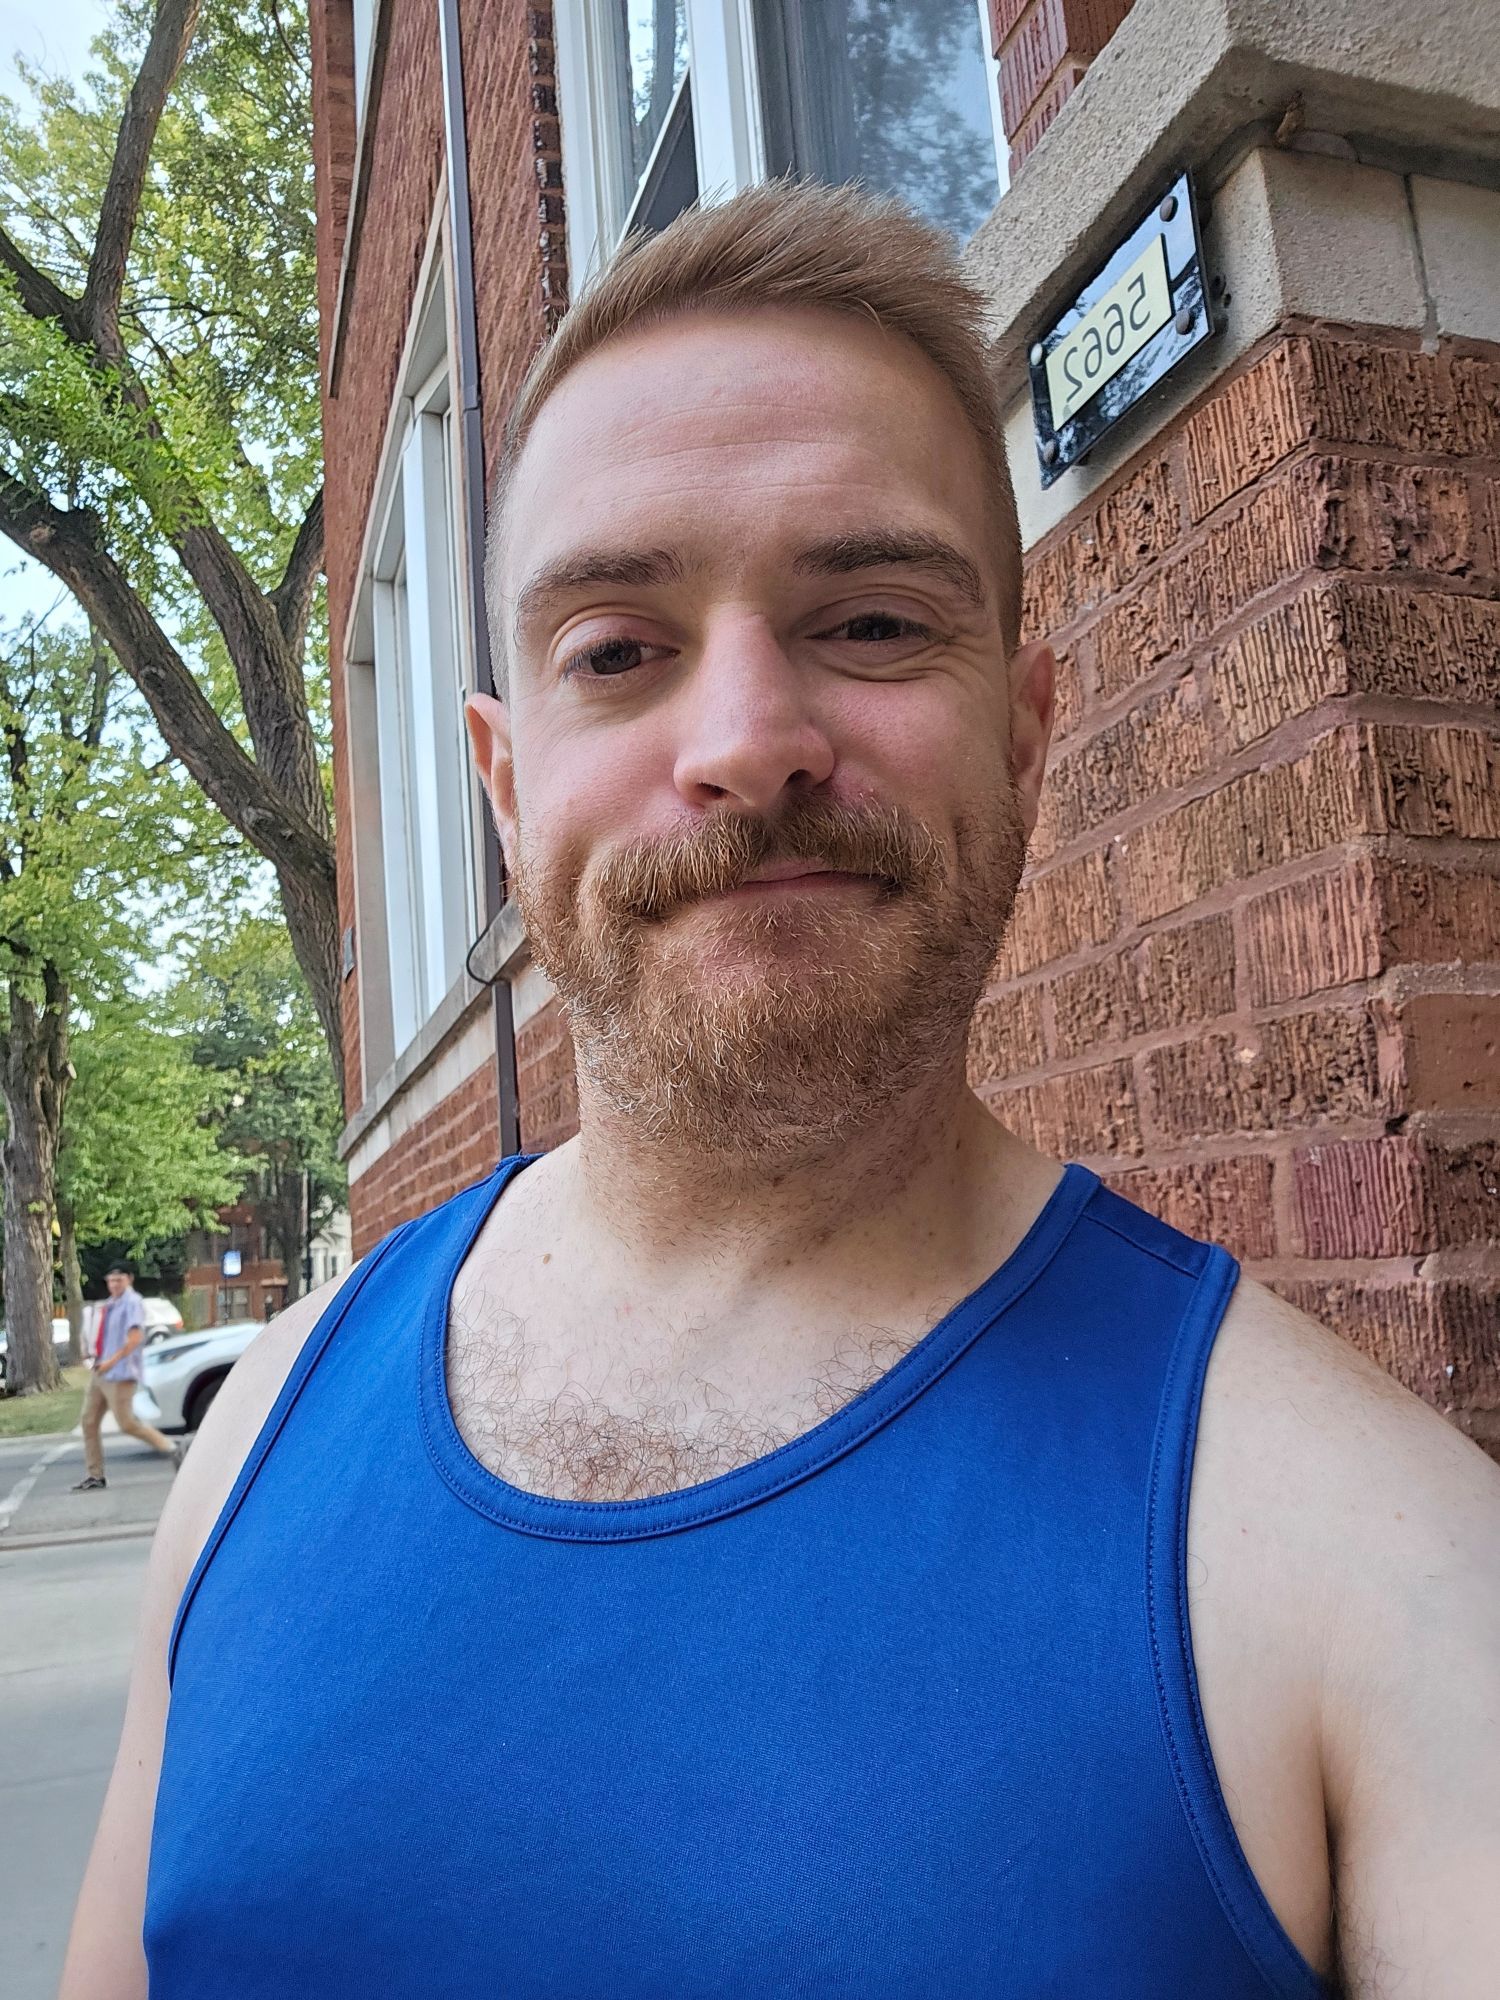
[1007,639,1056,838]
[465,692,518,873]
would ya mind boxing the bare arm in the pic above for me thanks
[57,1272,355,2000]
[1315,1344,1500,1996]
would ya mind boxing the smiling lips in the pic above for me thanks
[715,860,873,899]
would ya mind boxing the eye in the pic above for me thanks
[815,611,937,646]
[560,636,670,680]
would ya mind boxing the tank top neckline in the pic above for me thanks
[417,1153,1101,1543]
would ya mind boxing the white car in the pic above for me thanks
[134,1320,263,1432]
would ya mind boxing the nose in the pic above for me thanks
[671,613,836,812]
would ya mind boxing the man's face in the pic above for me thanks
[468,306,1053,1152]
[105,1272,128,1297]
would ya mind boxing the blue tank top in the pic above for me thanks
[145,1155,1328,1998]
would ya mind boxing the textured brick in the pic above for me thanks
[1243,860,1500,1006]
[991,1058,1141,1158]
[1104,1155,1278,1262]
[1093,455,1488,704]
[1021,454,1178,639]
[1214,582,1500,750]
[516,994,579,1151]
[1033,673,1215,860]
[348,1059,500,1256]
[1365,724,1500,839]
[1008,61,1084,169]
[1119,731,1366,924]
[1050,912,1233,1058]
[995,847,1116,976]
[1184,335,1500,520]
[1144,1007,1384,1140]
[1294,1134,1500,1259]
[1272,1273,1500,1426]
[968,981,1047,1083]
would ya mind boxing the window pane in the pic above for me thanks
[757,0,999,241]
[617,1,689,186]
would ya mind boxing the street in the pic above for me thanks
[0,1428,173,2000]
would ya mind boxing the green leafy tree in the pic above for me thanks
[57,993,242,1357]
[0,615,214,1392]
[180,916,346,1304]
[0,2,340,1093]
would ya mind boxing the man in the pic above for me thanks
[64,183,1497,1998]
[71,1263,180,1491]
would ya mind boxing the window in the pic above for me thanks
[352,0,378,129]
[754,1,1005,241]
[556,0,1007,281]
[352,267,479,1069]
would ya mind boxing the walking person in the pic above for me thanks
[72,1263,180,1491]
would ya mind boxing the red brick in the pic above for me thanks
[1032,673,1215,860]
[1103,1155,1278,1261]
[1093,455,1487,705]
[1294,1133,1500,1259]
[1144,1006,1384,1140]
[1049,911,1234,1058]
[990,1058,1141,1158]
[1393,994,1500,1112]
[1213,582,1500,751]
[1365,724,1500,839]
[1242,859,1500,1007]
[1119,730,1366,924]
[968,982,1047,1083]
[1271,1271,1500,1429]
[1183,335,1500,521]
[995,847,1117,976]
[1008,61,1084,169]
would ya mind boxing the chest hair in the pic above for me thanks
[444,1296,919,1504]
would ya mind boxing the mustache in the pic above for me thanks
[587,799,947,925]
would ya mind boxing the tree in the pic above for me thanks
[181,916,346,1304]
[57,993,242,1358]
[0,1,341,1095]
[0,615,215,1392]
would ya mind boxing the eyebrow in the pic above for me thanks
[511,547,685,635]
[509,527,989,642]
[792,531,989,609]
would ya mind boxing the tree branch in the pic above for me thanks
[0,472,335,892]
[84,0,202,362]
[0,223,89,344]
[271,486,324,656]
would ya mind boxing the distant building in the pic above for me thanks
[181,1202,354,1326]
[310,1,1500,1448]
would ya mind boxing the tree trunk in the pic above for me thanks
[1,981,69,1396]
[274,860,345,1106]
[58,1198,85,1366]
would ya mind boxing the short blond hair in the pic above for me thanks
[486,180,1021,684]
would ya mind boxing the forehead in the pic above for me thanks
[498,306,993,598]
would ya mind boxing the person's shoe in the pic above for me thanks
[70,1474,106,1492]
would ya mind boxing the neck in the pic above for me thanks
[558,1054,1051,1298]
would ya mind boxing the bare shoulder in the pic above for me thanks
[57,1267,360,2000]
[1200,1274,1500,1553]
[1193,1276,1500,1992]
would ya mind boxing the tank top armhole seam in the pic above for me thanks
[1144,1245,1332,2000]
[165,1215,423,1688]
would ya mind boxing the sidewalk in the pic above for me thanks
[0,1423,176,1549]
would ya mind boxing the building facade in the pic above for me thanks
[310,0,1499,1452]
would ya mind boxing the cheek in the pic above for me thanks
[512,711,673,874]
[829,677,1010,811]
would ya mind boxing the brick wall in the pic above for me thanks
[516,996,580,1154]
[988,0,1136,174]
[969,319,1500,1450]
[349,1061,501,1256]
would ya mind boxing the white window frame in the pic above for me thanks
[556,0,1008,285]
[352,0,380,132]
[347,230,484,1073]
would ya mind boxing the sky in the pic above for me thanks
[0,0,114,636]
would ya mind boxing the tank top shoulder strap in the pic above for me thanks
[166,1159,529,1685]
